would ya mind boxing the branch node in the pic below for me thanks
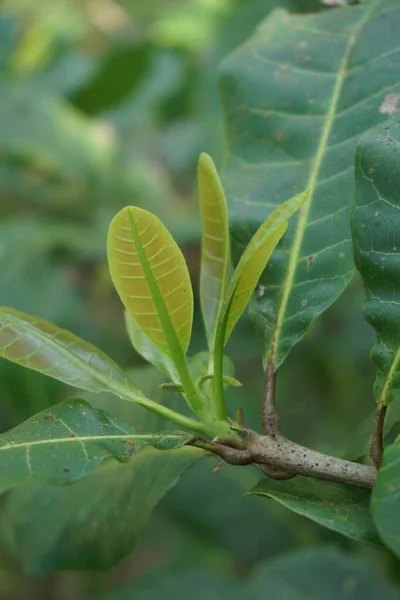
[257,463,297,480]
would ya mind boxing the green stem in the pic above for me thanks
[115,384,216,437]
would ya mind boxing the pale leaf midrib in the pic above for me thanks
[379,342,400,408]
[0,433,188,453]
[271,0,381,361]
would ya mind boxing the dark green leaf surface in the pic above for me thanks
[221,0,400,368]
[0,398,191,486]
[249,476,380,545]
[0,307,143,399]
[248,547,400,600]
[352,119,400,407]
[0,445,200,572]
[96,569,242,600]
[372,439,400,557]
[94,548,399,600]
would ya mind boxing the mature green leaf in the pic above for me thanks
[108,206,193,357]
[352,118,400,407]
[249,477,380,545]
[0,445,201,573]
[371,439,400,557]
[248,547,400,599]
[0,398,191,487]
[217,190,307,348]
[125,311,179,381]
[221,0,400,368]
[163,459,303,565]
[95,569,242,600]
[198,153,230,351]
[0,306,143,399]
[93,548,399,600]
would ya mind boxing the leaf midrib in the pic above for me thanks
[271,0,381,361]
[0,433,189,453]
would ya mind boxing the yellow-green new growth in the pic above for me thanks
[198,153,231,353]
[212,189,310,420]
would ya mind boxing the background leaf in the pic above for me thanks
[107,206,193,357]
[0,445,201,573]
[0,398,191,487]
[249,476,380,545]
[247,547,400,600]
[0,307,140,397]
[371,439,400,558]
[94,548,399,600]
[352,118,400,407]
[198,153,230,350]
[220,0,400,368]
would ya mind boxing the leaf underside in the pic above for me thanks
[198,153,231,351]
[0,398,191,487]
[0,445,200,573]
[107,206,193,356]
[249,477,381,546]
[352,118,400,407]
[220,0,400,368]
[125,311,179,381]
[221,190,307,347]
[0,306,138,396]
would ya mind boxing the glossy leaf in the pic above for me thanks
[221,0,400,368]
[217,191,308,347]
[125,311,179,381]
[198,153,230,350]
[0,445,201,573]
[0,306,141,398]
[352,119,400,407]
[0,398,191,487]
[107,206,193,357]
[371,439,400,557]
[249,476,381,545]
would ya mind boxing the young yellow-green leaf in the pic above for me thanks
[219,190,308,347]
[0,306,140,398]
[198,153,231,350]
[107,207,193,357]
[124,311,179,382]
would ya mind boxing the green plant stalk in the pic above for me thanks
[108,378,230,438]
[126,395,215,437]
[127,210,211,424]
[212,288,238,420]
[213,340,226,420]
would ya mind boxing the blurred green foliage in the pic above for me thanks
[0,0,399,599]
